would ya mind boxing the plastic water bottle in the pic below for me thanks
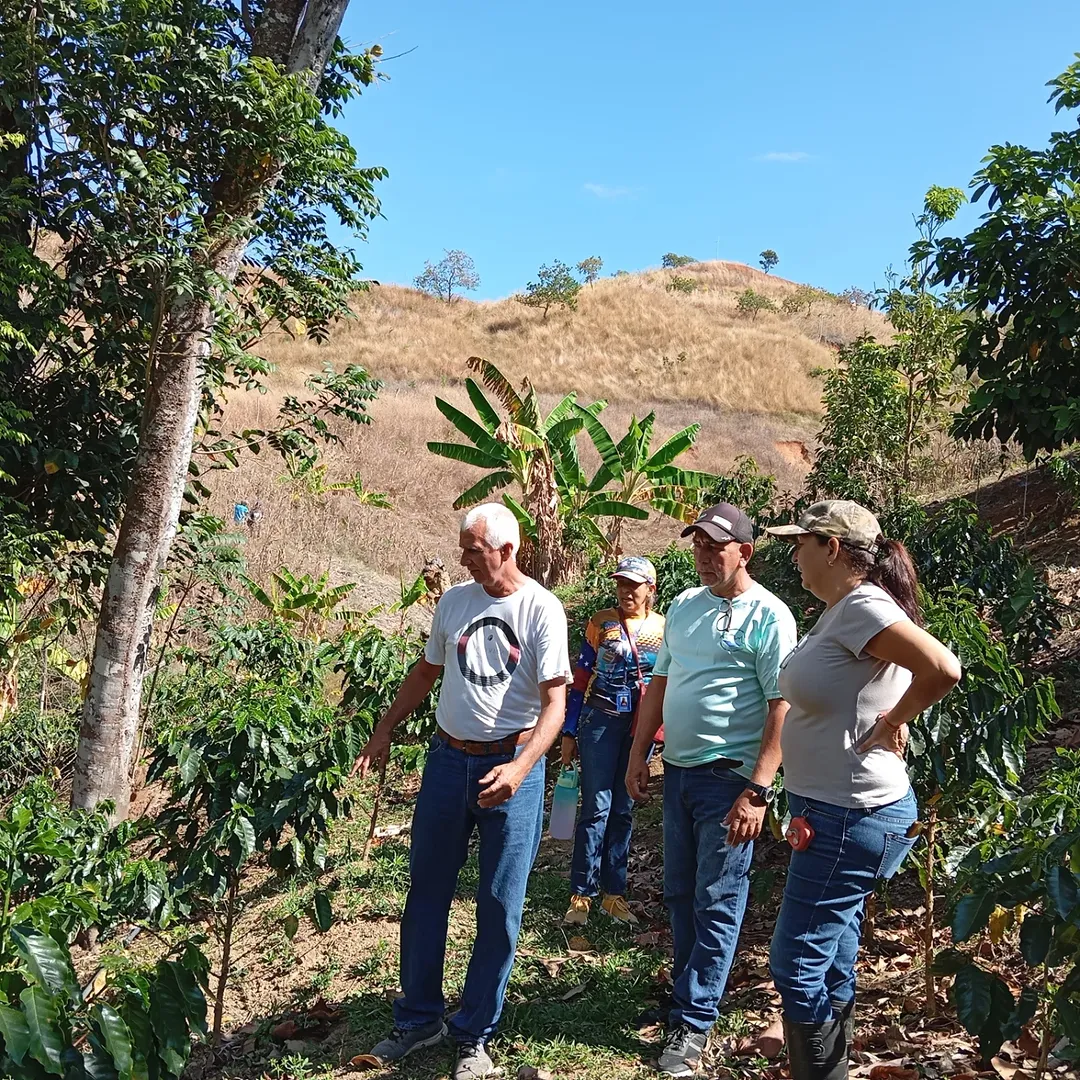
[548,765,579,840]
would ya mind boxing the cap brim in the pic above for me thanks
[681,522,736,542]
[765,524,810,538]
[611,572,652,584]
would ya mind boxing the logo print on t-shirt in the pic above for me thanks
[457,617,522,687]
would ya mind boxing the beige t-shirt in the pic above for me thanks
[778,583,912,808]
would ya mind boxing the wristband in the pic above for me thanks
[883,713,904,730]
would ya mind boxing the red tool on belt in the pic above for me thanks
[786,816,814,851]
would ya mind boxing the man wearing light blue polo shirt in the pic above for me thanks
[627,502,796,1078]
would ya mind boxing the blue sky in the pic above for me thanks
[334,1,1080,301]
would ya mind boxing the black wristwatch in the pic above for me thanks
[743,781,775,805]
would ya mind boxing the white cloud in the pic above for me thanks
[754,151,811,163]
[583,182,635,198]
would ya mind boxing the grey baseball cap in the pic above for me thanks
[680,502,755,544]
[611,555,657,585]
[766,499,882,552]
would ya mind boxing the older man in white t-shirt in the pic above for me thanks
[352,504,569,1080]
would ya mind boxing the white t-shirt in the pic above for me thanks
[424,579,571,741]
[778,583,913,808]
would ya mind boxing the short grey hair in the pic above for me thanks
[462,503,520,556]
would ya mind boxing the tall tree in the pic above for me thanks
[0,0,385,817]
[931,60,1080,457]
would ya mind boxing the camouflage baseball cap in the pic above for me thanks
[766,500,883,553]
[611,555,657,585]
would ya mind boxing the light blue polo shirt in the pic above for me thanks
[655,583,797,778]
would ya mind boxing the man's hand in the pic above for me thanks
[626,752,651,803]
[560,735,577,767]
[723,791,767,846]
[477,760,529,808]
[350,724,391,779]
[855,713,908,758]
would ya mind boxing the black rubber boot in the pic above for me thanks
[782,1000,851,1080]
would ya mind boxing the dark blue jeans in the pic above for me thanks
[395,736,545,1042]
[570,705,638,897]
[770,789,919,1024]
[663,762,754,1032]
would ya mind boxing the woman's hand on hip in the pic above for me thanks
[560,735,577,767]
[855,713,909,758]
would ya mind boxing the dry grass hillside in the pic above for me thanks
[211,262,888,589]
[261,260,885,415]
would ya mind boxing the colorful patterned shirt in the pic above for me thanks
[562,608,666,735]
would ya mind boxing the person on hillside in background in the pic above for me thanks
[560,555,666,928]
[625,503,798,1078]
[761,501,960,1080]
[351,503,570,1080]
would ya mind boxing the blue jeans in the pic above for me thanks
[770,789,919,1024]
[395,736,545,1042]
[663,762,754,1032]
[570,705,638,897]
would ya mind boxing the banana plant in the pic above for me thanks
[426,357,646,583]
[572,406,717,548]
[243,568,361,640]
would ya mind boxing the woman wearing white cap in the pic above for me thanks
[761,501,961,1080]
[561,556,665,927]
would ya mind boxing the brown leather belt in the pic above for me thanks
[437,725,531,755]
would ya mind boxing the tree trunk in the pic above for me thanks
[73,0,353,817]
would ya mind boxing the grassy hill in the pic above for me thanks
[211,262,888,590]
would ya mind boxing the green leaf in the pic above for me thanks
[1019,912,1053,966]
[578,496,650,520]
[312,890,332,933]
[425,441,505,471]
[0,1002,32,1064]
[283,914,299,940]
[177,744,202,786]
[952,963,992,1035]
[645,423,700,469]
[573,405,624,479]
[233,815,256,861]
[1046,865,1080,920]
[20,985,65,1075]
[93,1005,134,1080]
[452,471,515,510]
[433,397,506,459]
[10,926,81,1005]
[952,890,997,943]
[464,378,501,433]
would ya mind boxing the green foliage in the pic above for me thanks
[807,336,909,505]
[780,284,832,316]
[0,782,166,963]
[666,275,697,294]
[692,455,779,522]
[1045,452,1080,516]
[335,626,437,772]
[840,286,872,308]
[147,677,362,1037]
[735,288,777,319]
[0,0,385,600]
[931,58,1080,455]
[243,567,360,641]
[759,249,779,273]
[0,708,79,796]
[516,261,582,318]
[936,751,1080,1060]
[661,253,695,269]
[576,256,603,284]
[413,249,480,304]
[0,925,207,1080]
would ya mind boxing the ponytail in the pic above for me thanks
[841,537,923,625]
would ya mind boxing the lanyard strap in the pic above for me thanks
[618,612,646,693]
